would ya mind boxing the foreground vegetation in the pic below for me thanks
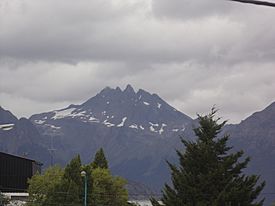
[152,108,265,206]
[26,109,267,206]
[27,148,129,206]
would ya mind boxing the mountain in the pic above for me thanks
[0,107,50,165]
[224,102,275,205]
[2,86,275,205]
[31,85,191,137]
[29,85,193,188]
[0,106,18,124]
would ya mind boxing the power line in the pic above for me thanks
[228,0,275,7]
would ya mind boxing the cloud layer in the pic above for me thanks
[1,0,275,123]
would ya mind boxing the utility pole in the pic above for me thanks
[48,136,56,166]
[228,0,275,7]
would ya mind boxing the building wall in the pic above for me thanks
[0,152,41,192]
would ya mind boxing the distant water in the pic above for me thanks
[128,200,153,206]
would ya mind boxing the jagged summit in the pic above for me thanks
[124,84,135,93]
[0,106,18,124]
[30,85,192,137]
[95,85,159,99]
[115,86,122,92]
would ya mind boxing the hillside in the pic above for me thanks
[29,85,193,188]
[1,86,275,205]
[0,107,50,166]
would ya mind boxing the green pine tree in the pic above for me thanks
[91,148,109,169]
[152,108,265,206]
[53,154,83,206]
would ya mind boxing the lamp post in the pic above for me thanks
[81,171,87,206]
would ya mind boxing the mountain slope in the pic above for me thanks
[31,85,191,136]
[225,102,275,205]
[0,107,50,165]
[29,85,193,188]
[2,87,275,205]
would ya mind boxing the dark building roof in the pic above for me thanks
[0,152,43,165]
[0,152,43,192]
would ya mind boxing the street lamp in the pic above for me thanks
[81,171,87,206]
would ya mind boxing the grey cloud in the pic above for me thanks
[1,0,275,65]
[1,59,275,123]
[151,0,234,20]
[0,0,261,64]
[0,0,275,123]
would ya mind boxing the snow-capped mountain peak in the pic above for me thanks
[30,85,192,136]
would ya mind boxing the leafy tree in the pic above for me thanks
[90,168,128,206]
[27,153,129,206]
[27,166,63,206]
[91,148,109,169]
[152,108,265,206]
[89,149,129,206]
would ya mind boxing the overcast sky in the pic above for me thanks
[1,0,275,123]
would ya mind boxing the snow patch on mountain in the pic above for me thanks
[34,120,45,124]
[117,117,127,127]
[159,123,167,135]
[143,101,150,106]
[45,124,61,130]
[157,103,161,109]
[103,120,115,127]
[89,116,99,122]
[149,122,159,127]
[52,108,76,119]
[129,124,138,129]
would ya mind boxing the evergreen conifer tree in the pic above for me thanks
[91,148,109,169]
[53,155,83,206]
[152,108,265,206]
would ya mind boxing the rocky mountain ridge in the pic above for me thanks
[30,85,191,137]
[0,107,50,165]
[1,86,275,205]
[27,85,193,188]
